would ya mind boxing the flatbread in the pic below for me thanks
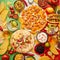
[10,29,34,53]
[20,5,47,33]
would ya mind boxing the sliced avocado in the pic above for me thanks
[55,5,60,14]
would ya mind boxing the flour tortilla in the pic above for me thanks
[10,29,34,53]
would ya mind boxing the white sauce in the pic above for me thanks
[37,32,48,43]
[28,0,33,4]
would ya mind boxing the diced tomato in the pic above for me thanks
[0,26,3,31]
[17,39,21,42]
[12,43,14,46]
[20,45,23,48]
[8,50,14,54]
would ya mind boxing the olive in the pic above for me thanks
[35,44,44,54]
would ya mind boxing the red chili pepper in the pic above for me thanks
[21,0,28,6]
[10,10,15,14]
[0,26,3,31]
[27,53,34,56]
[59,0,60,5]
[22,53,34,56]
[51,0,59,5]
[13,14,18,19]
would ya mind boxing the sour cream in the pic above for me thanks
[37,32,48,43]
